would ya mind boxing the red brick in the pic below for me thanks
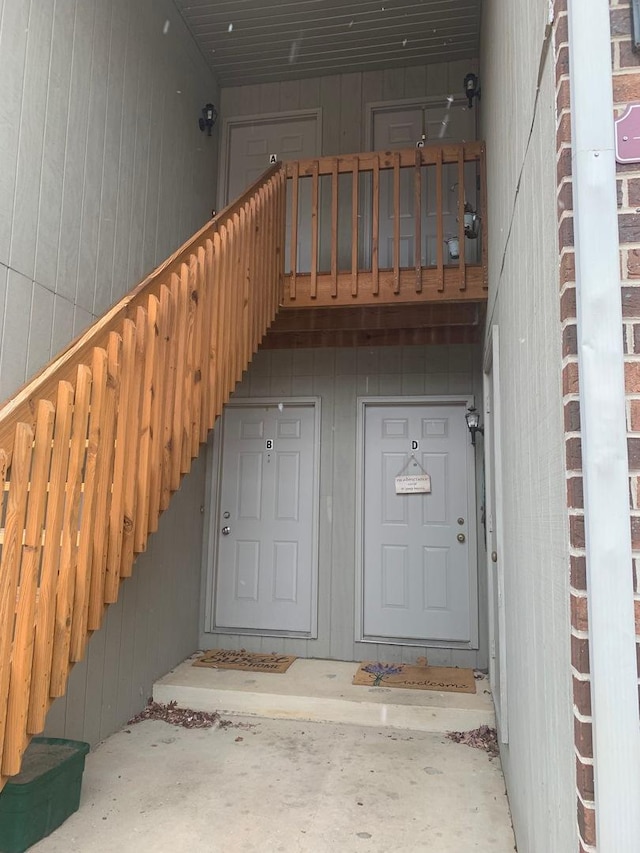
[558,177,575,215]
[565,399,581,432]
[559,215,574,249]
[563,361,579,395]
[575,716,593,759]
[629,178,640,208]
[557,78,571,112]
[611,7,632,37]
[571,554,587,590]
[635,597,640,632]
[578,798,596,847]
[628,249,640,279]
[571,591,589,630]
[632,515,640,550]
[613,74,640,103]
[555,12,568,43]
[572,634,590,674]
[556,44,570,82]
[624,286,640,317]
[553,0,567,18]
[619,41,640,70]
[566,436,582,470]
[557,147,572,183]
[629,437,640,470]
[625,361,640,393]
[563,323,577,357]
[576,757,594,801]
[573,676,592,717]
[618,177,624,207]
[619,212,640,243]
[561,285,576,321]
[568,476,584,508]
[556,114,572,151]
[568,504,584,539]
[630,401,640,432]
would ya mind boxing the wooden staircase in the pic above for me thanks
[0,141,487,790]
[0,164,286,791]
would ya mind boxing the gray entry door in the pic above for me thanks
[372,105,478,267]
[363,402,475,643]
[215,403,317,634]
[225,115,319,203]
[224,114,319,273]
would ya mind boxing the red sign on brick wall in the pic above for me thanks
[616,104,640,164]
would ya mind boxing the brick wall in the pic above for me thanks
[556,1,640,849]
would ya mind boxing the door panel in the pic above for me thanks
[372,105,478,267]
[363,403,475,643]
[215,404,317,634]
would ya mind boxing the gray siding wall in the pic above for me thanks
[480,0,575,850]
[219,59,478,156]
[45,456,206,746]
[201,344,488,669]
[0,0,219,399]
[0,1,217,745]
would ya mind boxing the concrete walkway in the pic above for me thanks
[32,714,515,852]
[32,658,515,851]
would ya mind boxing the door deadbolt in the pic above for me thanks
[457,532,466,543]
[221,526,231,536]
[457,517,465,525]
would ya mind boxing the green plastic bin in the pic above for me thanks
[0,737,90,853]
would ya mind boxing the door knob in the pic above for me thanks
[457,533,466,543]
[221,526,231,536]
[491,551,498,562]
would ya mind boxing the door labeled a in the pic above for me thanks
[215,404,317,634]
[363,403,476,643]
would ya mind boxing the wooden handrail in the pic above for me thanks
[0,162,286,789]
[283,142,487,307]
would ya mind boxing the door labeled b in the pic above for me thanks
[214,403,317,634]
[362,402,477,644]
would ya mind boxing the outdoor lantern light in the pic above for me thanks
[464,203,480,239]
[465,406,484,446]
[464,73,480,109]
[199,103,218,136]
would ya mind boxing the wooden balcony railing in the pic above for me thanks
[284,143,487,307]
[0,164,285,791]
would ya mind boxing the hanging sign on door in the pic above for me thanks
[395,473,431,494]
[394,452,431,494]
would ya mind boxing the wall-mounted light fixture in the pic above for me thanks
[464,203,480,239]
[464,73,480,109]
[199,103,218,136]
[465,406,484,446]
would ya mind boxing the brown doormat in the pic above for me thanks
[192,649,297,674]
[353,661,476,694]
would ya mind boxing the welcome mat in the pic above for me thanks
[353,660,476,694]
[192,649,297,674]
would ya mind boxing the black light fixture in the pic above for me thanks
[465,406,484,446]
[464,73,480,109]
[199,103,218,136]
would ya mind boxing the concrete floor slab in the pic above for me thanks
[153,657,495,734]
[32,715,515,853]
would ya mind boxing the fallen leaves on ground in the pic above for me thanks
[127,700,235,729]
[445,725,499,758]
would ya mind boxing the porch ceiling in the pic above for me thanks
[174,0,481,87]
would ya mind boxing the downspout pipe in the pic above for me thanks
[568,1,640,848]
